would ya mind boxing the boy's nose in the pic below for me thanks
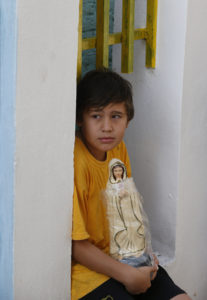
[102,118,112,132]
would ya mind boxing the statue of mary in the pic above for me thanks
[105,159,153,268]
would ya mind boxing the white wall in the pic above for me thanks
[14,1,79,299]
[114,0,207,298]
[113,0,188,262]
[167,0,207,298]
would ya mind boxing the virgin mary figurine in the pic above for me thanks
[105,159,153,267]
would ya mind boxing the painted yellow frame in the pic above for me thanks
[77,0,158,79]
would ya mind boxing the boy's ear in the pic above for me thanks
[126,120,129,128]
[76,119,82,127]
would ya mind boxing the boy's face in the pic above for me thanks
[78,102,129,161]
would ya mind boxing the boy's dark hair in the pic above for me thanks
[76,68,134,122]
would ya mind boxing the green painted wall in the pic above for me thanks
[82,0,114,76]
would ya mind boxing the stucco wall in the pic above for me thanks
[114,0,207,298]
[14,1,79,299]
[113,0,188,263]
[167,0,207,298]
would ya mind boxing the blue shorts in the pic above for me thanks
[79,266,186,300]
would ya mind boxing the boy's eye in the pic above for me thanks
[112,114,122,119]
[91,114,101,119]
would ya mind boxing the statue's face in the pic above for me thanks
[113,166,123,180]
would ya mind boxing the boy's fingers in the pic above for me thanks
[152,254,159,265]
[150,264,159,281]
[151,264,158,272]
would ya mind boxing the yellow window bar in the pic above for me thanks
[96,0,110,69]
[121,0,135,73]
[146,0,158,68]
[77,0,158,78]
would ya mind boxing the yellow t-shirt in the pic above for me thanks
[71,137,131,300]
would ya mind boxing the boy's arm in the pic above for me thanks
[72,239,157,295]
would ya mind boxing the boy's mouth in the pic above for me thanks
[99,137,115,143]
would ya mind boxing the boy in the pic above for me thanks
[72,68,191,300]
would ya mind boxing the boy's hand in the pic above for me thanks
[122,264,157,294]
[150,254,159,281]
[72,240,158,295]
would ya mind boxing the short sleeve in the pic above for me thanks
[72,185,90,241]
